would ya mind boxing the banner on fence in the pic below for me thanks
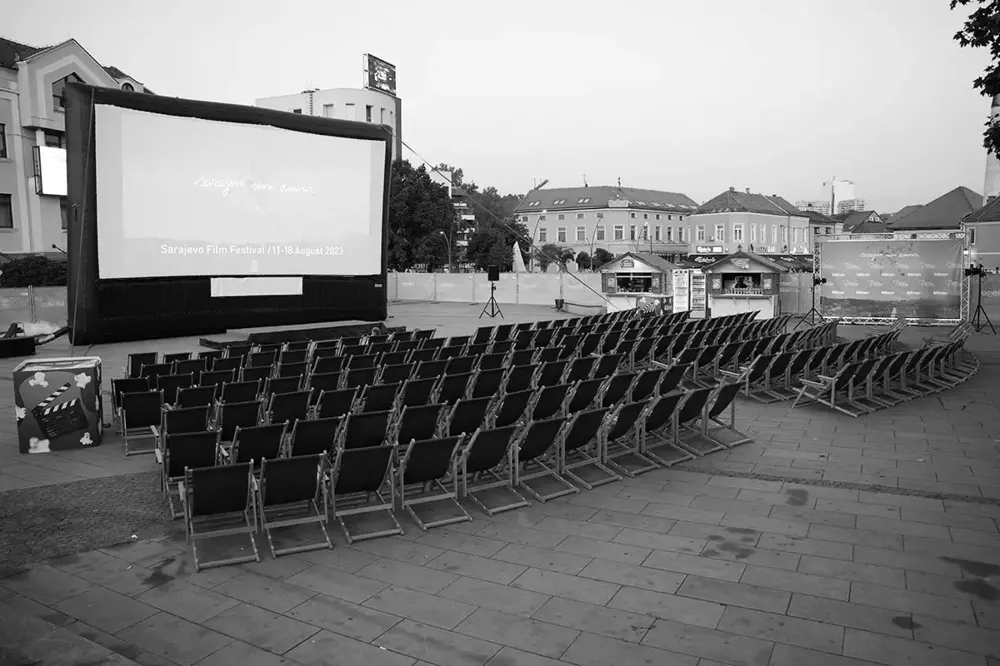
[672,269,691,313]
[819,238,963,320]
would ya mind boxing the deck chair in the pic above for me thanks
[593,353,625,379]
[213,357,243,374]
[176,385,217,410]
[398,436,471,530]
[436,345,466,362]
[532,383,573,421]
[504,365,537,393]
[642,392,693,467]
[360,382,402,413]
[164,351,192,365]
[315,387,358,419]
[514,330,536,351]
[631,368,665,403]
[381,351,410,367]
[537,361,568,388]
[340,410,392,450]
[153,404,212,452]
[720,354,778,403]
[200,369,236,389]
[399,377,439,408]
[855,354,899,411]
[308,371,342,397]
[380,363,414,385]
[515,416,577,502]
[409,348,437,364]
[280,350,308,365]
[313,355,346,375]
[125,352,159,378]
[560,407,620,490]
[444,355,478,376]
[288,417,340,457]
[111,377,150,425]
[198,350,224,365]
[258,454,332,557]
[226,344,252,361]
[793,361,872,418]
[465,343,490,358]
[265,390,313,425]
[442,397,493,440]
[347,352,380,369]
[489,388,534,429]
[566,378,603,414]
[329,444,403,544]
[122,390,164,456]
[215,399,263,443]
[264,376,303,396]
[181,462,260,571]
[436,372,475,405]
[343,367,378,391]
[472,326,495,346]
[674,386,727,455]
[140,363,173,388]
[565,356,596,382]
[460,425,529,515]
[247,350,277,368]
[601,373,636,408]
[156,430,220,519]
[479,352,509,371]
[220,380,261,404]
[394,404,446,448]
[174,358,207,382]
[222,422,288,470]
[629,337,656,370]
[416,359,448,380]
[762,351,797,400]
[604,400,658,477]
[240,365,273,384]
[508,350,535,368]
[471,368,506,399]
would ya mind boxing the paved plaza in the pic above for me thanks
[1,302,999,666]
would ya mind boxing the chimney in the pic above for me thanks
[729,186,735,192]
[745,188,750,194]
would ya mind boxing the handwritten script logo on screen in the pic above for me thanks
[193,177,317,197]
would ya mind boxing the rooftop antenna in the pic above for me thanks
[617,175,622,188]
[583,174,588,187]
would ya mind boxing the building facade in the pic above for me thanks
[837,198,867,214]
[795,200,832,216]
[683,188,812,257]
[0,37,149,256]
[513,186,697,260]
[428,169,477,261]
[254,87,402,161]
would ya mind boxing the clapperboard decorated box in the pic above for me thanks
[13,357,103,454]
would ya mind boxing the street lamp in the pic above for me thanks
[437,229,453,272]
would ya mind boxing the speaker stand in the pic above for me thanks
[480,283,504,319]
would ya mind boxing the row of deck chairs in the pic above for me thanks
[171,373,751,570]
[793,339,975,417]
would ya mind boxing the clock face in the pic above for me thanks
[122,83,134,91]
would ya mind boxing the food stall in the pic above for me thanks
[702,251,788,320]
[598,252,676,313]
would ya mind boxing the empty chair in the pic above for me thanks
[394,404,445,447]
[279,349,308,365]
[409,348,437,364]
[504,365,536,394]
[515,416,578,502]
[226,344,252,361]
[381,350,410,366]
[215,400,262,442]
[180,462,260,571]
[436,371,475,406]
[121,390,164,456]
[694,382,752,449]
[360,383,402,413]
[308,371,342,396]
[329,445,403,544]
[156,430,220,519]
[265,390,312,425]
[213,357,243,373]
[198,350,224,365]
[315,387,358,419]
[491,389,534,429]
[532,383,573,421]
[604,400,658,478]
[479,352,508,371]
[398,436,472,530]
[257,454,332,557]
[459,425,529,515]
[416,359,448,380]
[674,386,726,455]
[339,410,392,450]
[125,352,159,378]
[593,353,625,379]
[348,353,380,370]
[399,377,439,408]
[380,363,415,385]
[153,404,212,452]
[175,385,217,410]
[560,407,620,490]
[140,362,173,386]
[241,365,273,384]
[631,368,665,402]
[220,380,261,404]
[247,350,277,368]
[642,392,693,467]
[288,417,341,457]
[277,362,309,379]
[601,372,636,408]
[313,355,346,375]
[566,378,603,414]
[111,377,150,425]
[343,367,378,391]
[436,345,465,361]
[537,361,568,388]
[445,355,478,375]
[265,375,303,396]
[174,358,207,381]
[443,397,493,440]
[199,369,236,389]
[535,347,560,364]
[470,368,505,399]
[490,340,514,355]
[223,422,288,470]
[565,357,596,383]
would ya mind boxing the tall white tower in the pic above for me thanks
[985,94,1000,206]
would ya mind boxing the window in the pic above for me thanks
[771,225,778,245]
[552,199,566,205]
[0,194,12,228]
[366,105,373,122]
[781,225,788,244]
[733,224,744,243]
[677,227,684,242]
[643,213,648,220]
[44,131,63,148]
[614,225,624,240]
[666,227,673,242]
[521,215,528,222]
[576,213,584,219]
[577,197,591,203]
[557,227,567,242]
[539,215,547,221]
[52,73,83,110]
[668,215,673,221]
[0,123,6,159]
[538,228,547,242]
[596,226,605,241]
[344,103,356,120]
[655,226,662,241]
[322,104,334,118]
[655,214,661,220]
[380,108,386,124]
[715,224,725,242]
[630,225,636,240]
[696,226,706,242]
[750,224,757,243]
[576,226,585,242]
[630,212,636,219]
[825,226,832,235]
[557,214,565,221]
[641,226,648,240]
[679,215,684,221]
[970,227,977,244]
[60,197,68,230]
[292,108,303,114]
[596,212,604,219]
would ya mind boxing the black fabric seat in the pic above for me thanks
[257,454,332,558]
[329,445,403,544]
[397,436,471,530]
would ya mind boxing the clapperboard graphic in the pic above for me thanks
[32,381,89,440]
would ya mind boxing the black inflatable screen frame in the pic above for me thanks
[64,83,391,346]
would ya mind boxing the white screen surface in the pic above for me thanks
[94,105,386,279]
[37,147,68,196]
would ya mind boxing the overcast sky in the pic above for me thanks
[6,0,993,212]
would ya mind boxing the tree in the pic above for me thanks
[387,159,456,271]
[535,244,576,272]
[465,218,530,271]
[951,0,1000,155]
[593,248,614,268]
[576,251,592,271]
[433,164,463,187]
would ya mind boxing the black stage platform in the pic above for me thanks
[199,319,405,349]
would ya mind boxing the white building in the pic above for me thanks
[824,177,856,211]
[255,87,402,160]
[837,198,867,214]
[795,200,832,216]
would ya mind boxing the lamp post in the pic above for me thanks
[438,229,453,272]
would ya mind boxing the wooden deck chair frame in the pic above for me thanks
[642,393,695,467]
[604,401,660,478]
[155,429,221,519]
[673,386,728,456]
[111,377,151,425]
[793,362,872,418]
[687,382,752,450]
[459,426,529,516]
[257,454,332,558]
[329,445,404,544]
[398,436,472,531]
[514,417,578,502]
[122,390,164,456]
[180,462,260,571]
[559,408,621,490]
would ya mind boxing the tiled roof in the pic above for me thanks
[964,196,1000,224]
[514,186,698,214]
[102,64,143,85]
[887,204,922,222]
[887,187,981,230]
[0,36,43,69]
[799,209,839,224]
[703,250,789,273]
[834,211,886,233]
[694,188,805,217]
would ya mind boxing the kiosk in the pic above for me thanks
[702,251,787,320]
[598,252,676,313]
